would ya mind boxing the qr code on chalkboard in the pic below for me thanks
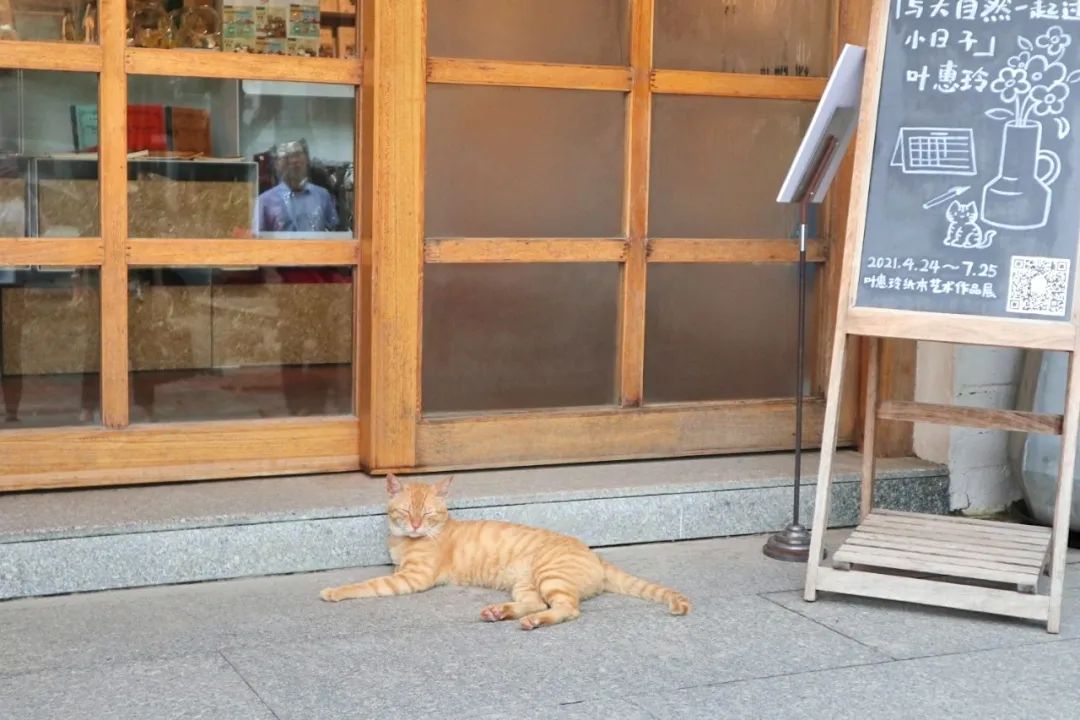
[1006,256,1070,317]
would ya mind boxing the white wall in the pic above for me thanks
[914,342,1024,513]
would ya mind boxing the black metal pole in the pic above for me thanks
[763,135,838,563]
[793,200,808,526]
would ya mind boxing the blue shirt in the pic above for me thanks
[258,181,339,233]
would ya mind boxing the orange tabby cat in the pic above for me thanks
[320,475,692,630]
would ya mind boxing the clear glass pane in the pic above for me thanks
[428,0,628,66]
[654,0,832,76]
[427,85,625,238]
[645,263,816,402]
[650,96,815,239]
[423,264,619,412]
[128,266,353,422]
[1,267,100,428]
[1,0,97,43]
[126,76,355,238]
[0,70,99,237]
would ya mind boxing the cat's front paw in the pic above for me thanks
[320,587,342,602]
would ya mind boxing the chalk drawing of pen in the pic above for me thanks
[922,185,971,210]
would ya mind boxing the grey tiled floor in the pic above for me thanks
[1,531,1079,720]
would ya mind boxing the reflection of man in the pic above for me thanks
[257,139,339,233]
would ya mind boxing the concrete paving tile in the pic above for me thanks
[766,585,1080,660]
[0,653,275,720]
[221,594,886,719]
[630,638,1080,720]
[463,696,655,720]
[594,531,850,603]
[0,533,852,677]
[0,563,501,676]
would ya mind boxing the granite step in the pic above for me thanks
[0,451,949,600]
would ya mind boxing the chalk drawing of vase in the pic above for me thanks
[981,121,1062,231]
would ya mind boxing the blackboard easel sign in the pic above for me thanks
[804,0,1080,633]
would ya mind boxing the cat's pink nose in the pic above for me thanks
[411,521,421,530]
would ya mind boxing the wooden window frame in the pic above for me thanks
[0,0,907,490]
[405,0,883,473]
[0,0,365,491]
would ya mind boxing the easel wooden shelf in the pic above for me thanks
[804,0,1080,633]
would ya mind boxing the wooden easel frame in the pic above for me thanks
[804,0,1080,634]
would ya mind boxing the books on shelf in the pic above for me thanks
[165,107,211,155]
[70,105,215,156]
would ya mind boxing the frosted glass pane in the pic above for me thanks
[426,86,624,238]
[423,264,619,412]
[1,267,100,428]
[655,0,832,76]
[645,264,816,402]
[128,267,352,423]
[650,96,815,239]
[428,0,628,66]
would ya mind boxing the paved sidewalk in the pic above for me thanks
[2,530,1079,719]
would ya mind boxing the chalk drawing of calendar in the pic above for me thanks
[890,127,978,176]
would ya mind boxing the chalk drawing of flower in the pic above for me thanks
[1037,25,1071,58]
[1008,50,1032,69]
[990,66,1031,103]
[1025,55,1067,86]
[1030,82,1070,117]
[986,26,1080,137]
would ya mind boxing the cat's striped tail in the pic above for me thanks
[601,561,692,615]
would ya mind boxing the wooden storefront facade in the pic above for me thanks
[0,0,912,491]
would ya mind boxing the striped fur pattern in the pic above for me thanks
[320,475,692,630]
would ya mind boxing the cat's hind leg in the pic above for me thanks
[519,577,582,630]
[480,580,548,622]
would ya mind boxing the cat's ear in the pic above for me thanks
[386,473,403,496]
[434,475,454,498]
[947,199,962,212]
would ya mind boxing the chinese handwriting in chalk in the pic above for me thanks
[898,0,1080,21]
[908,63,991,91]
[862,274,999,297]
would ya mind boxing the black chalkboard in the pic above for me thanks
[857,2,1080,320]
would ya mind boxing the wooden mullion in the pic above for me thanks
[425,238,627,264]
[126,238,358,267]
[125,48,362,84]
[651,70,826,101]
[362,0,425,471]
[427,57,631,92]
[616,0,653,408]
[0,239,104,266]
[648,238,827,264]
[356,0,375,466]
[353,31,367,450]
[98,0,129,428]
[0,41,101,72]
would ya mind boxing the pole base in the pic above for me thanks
[762,523,824,563]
